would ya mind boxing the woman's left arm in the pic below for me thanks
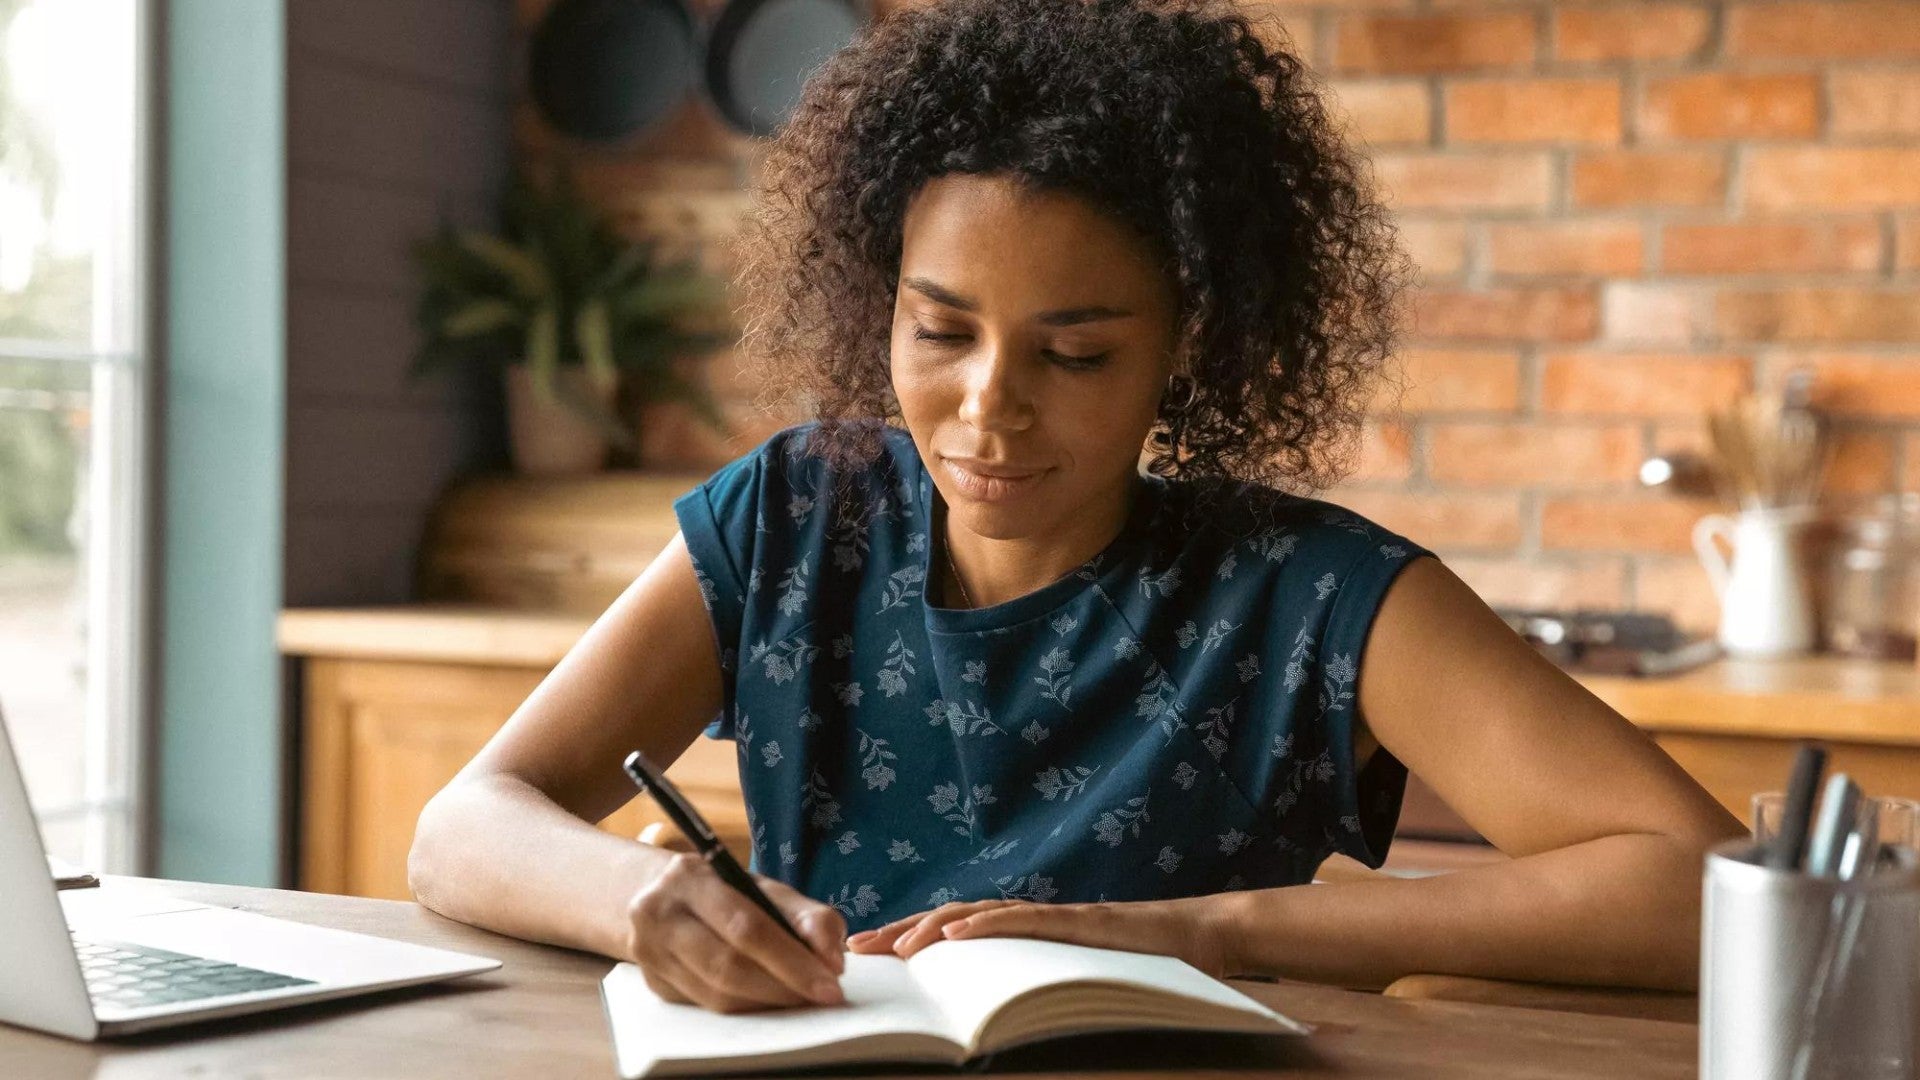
[1205,555,1746,990]
[852,557,1744,990]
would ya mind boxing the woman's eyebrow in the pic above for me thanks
[901,276,1135,326]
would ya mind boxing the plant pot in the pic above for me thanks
[503,364,616,476]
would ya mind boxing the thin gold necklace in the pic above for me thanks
[943,532,975,609]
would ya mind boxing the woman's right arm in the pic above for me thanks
[406,532,848,1012]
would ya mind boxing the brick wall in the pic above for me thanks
[515,0,1920,631]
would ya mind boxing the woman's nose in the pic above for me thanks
[957,349,1035,432]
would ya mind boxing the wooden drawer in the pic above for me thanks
[299,656,749,900]
[1392,735,1920,847]
[1652,732,1920,827]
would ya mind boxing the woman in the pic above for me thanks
[409,0,1742,1015]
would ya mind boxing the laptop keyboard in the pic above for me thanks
[74,936,316,1010]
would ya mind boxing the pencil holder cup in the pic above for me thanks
[1701,840,1920,1080]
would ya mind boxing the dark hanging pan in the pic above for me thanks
[529,0,700,141]
[704,0,869,138]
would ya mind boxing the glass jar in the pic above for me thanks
[1823,494,1920,660]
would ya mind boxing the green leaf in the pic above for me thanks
[619,267,726,322]
[524,303,560,405]
[459,232,551,300]
[440,298,523,338]
[574,298,618,392]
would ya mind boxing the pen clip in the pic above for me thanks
[1807,773,1861,879]
[1837,802,1881,882]
[623,750,719,845]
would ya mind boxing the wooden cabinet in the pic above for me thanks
[1585,656,1920,823]
[1651,733,1920,821]
[287,610,748,901]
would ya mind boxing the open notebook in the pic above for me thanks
[600,937,1308,1077]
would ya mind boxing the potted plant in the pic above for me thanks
[411,168,729,475]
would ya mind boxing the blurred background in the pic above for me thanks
[2,0,1917,895]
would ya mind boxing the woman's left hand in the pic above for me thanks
[844,896,1235,978]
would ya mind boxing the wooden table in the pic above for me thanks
[0,878,1696,1079]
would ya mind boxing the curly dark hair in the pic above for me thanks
[731,0,1408,496]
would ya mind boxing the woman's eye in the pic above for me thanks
[1045,350,1110,371]
[911,326,1107,369]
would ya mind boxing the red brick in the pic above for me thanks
[1796,353,1920,418]
[1396,218,1471,279]
[1413,287,1601,343]
[1641,73,1820,140]
[1334,11,1539,74]
[1648,419,1714,461]
[1445,78,1623,144]
[1350,420,1417,483]
[1378,347,1525,414]
[1823,428,1899,494]
[1553,4,1712,63]
[1831,71,1920,138]
[1428,421,1643,486]
[1634,557,1721,634]
[1450,555,1631,609]
[1602,283,1710,345]
[1899,215,1920,271]
[1541,495,1722,554]
[1571,150,1728,209]
[1373,152,1555,212]
[1728,2,1920,60]
[1487,220,1644,277]
[1328,79,1433,146]
[1745,149,1920,210]
[1541,352,1751,416]
[1333,490,1525,548]
[1715,289,1920,344]
[1241,5,1320,60]
[1659,220,1885,275]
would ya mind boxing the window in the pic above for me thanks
[0,0,147,872]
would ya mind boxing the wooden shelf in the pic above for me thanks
[279,606,594,668]
[1582,655,1920,746]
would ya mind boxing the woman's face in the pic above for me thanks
[890,173,1179,545]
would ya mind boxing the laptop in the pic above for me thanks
[0,703,500,1039]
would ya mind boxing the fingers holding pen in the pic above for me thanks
[700,895,847,1007]
[625,853,846,1012]
[758,875,849,976]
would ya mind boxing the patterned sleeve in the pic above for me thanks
[1311,524,1437,870]
[672,443,771,741]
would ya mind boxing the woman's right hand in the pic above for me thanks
[623,852,849,1013]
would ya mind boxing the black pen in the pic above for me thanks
[1769,743,1827,871]
[622,750,810,947]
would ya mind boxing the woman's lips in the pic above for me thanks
[942,456,1049,502]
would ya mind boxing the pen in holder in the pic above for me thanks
[1701,839,1920,1080]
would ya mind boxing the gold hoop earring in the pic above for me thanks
[1163,372,1197,415]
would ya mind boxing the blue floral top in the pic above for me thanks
[672,423,1435,932]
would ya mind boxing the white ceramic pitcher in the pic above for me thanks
[1692,505,1818,657]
